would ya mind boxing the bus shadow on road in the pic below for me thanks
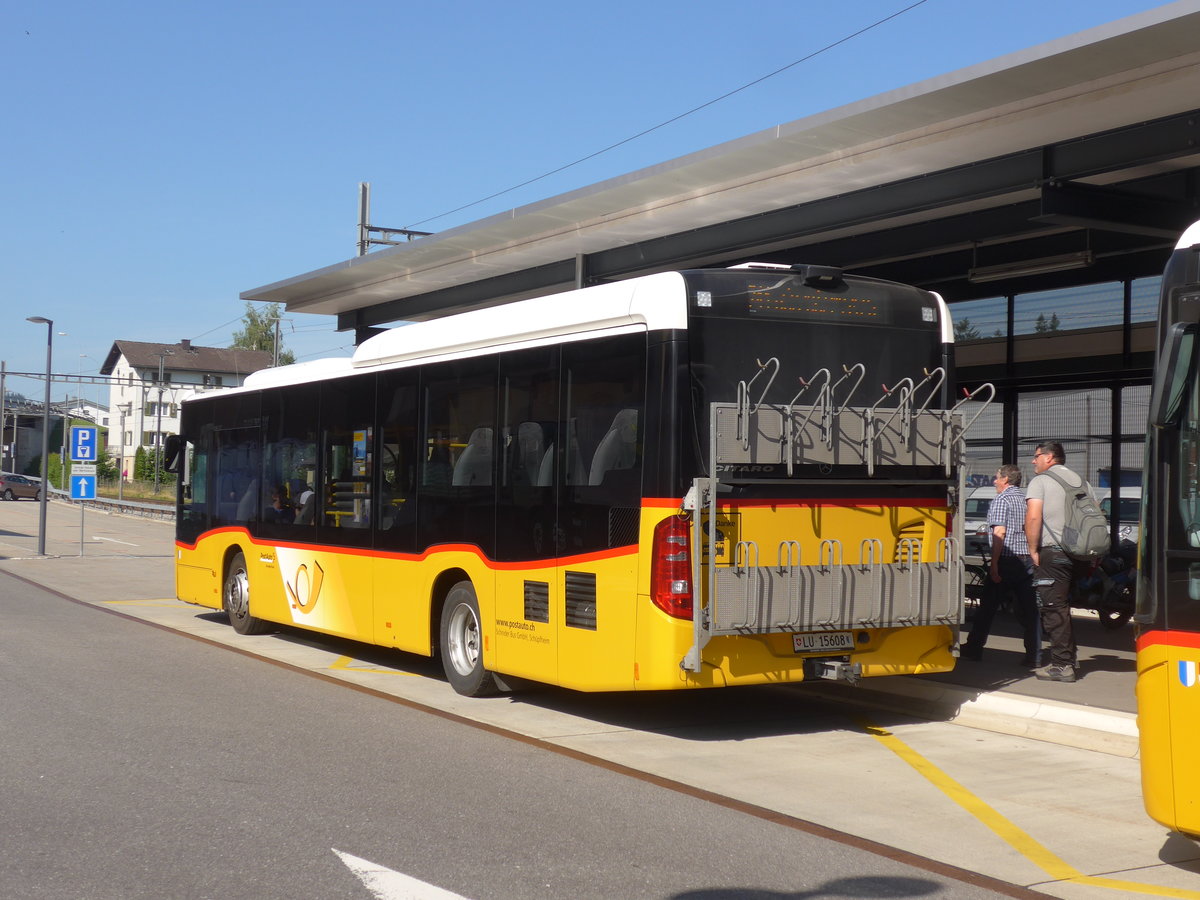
[190,608,922,741]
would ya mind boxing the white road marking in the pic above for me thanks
[334,850,472,900]
[93,536,137,546]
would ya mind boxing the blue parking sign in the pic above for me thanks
[71,426,98,462]
[70,474,96,500]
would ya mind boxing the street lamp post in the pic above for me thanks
[26,317,53,556]
[117,402,131,502]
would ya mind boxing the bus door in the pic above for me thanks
[553,337,646,690]
[1140,322,1200,834]
[494,348,559,682]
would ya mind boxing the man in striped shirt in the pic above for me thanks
[960,464,1041,666]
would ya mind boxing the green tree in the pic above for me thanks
[231,301,295,365]
[134,445,149,481]
[48,453,66,490]
[954,318,981,341]
[1034,312,1061,333]
[96,446,117,481]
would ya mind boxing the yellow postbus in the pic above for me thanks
[168,264,986,695]
[1137,218,1200,836]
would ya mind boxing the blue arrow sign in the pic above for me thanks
[71,426,98,462]
[70,474,96,500]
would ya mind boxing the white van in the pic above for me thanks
[963,486,996,558]
[1098,487,1142,545]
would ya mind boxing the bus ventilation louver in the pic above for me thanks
[565,571,598,631]
[524,580,550,624]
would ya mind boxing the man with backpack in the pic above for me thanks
[1025,441,1110,683]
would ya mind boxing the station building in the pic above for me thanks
[242,2,1200,508]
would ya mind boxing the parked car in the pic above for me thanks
[963,485,995,559]
[1098,488,1142,544]
[0,473,42,501]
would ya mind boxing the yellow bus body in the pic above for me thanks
[176,497,955,692]
[1137,632,1200,836]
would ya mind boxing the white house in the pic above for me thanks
[100,340,272,478]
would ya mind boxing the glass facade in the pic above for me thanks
[953,275,1154,497]
[1013,282,1123,335]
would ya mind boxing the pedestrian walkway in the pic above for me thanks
[0,497,1139,756]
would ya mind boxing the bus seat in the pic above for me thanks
[588,409,638,486]
[235,479,259,521]
[295,490,316,525]
[452,427,493,486]
[536,445,555,487]
[536,441,588,485]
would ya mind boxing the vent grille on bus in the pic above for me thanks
[565,571,597,630]
[524,580,550,623]
[608,507,641,548]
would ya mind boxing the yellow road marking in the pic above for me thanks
[330,655,419,677]
[859,717,1200,899]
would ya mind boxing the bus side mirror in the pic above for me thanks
[1150,323,1198,428]
[163,434,183,473]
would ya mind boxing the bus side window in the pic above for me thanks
[418,355,497,553]
[260,387,318,538]
[378,376,418,545]
[560,335,646,552]
[318,377,376,541]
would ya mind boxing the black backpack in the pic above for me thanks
[1041,468,1110,562]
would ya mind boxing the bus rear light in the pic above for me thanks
[651,515,693,619]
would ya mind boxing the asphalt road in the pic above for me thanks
[0,574,1027,900]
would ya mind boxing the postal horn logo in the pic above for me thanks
[1179,660,1198,688]
[285,560,324,614]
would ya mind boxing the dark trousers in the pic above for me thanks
[966,554,1040,660]
[1033,547,1090,668]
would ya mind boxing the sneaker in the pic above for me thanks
[959,644,982,661]
[1035,664,1076,683]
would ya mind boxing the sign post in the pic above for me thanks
[69,429,98,557]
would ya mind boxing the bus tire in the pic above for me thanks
[224,551,271,636]
[439,581,497,697]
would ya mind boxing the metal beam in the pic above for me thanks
[1034,181,1199,238]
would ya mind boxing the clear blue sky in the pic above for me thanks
[1,0,1170,406]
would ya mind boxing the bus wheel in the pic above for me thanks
[224,551,271,636]
[439,581,497,697]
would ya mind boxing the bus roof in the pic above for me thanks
[234,266,949,394]
[235,271,688,393]
[1177,219,1200,250]
[351,271,688,370]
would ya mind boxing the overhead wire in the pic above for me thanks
[403,0,931,230]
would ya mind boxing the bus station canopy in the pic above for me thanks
[242,2,1200,336]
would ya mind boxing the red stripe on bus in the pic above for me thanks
[1136,630,1200,652]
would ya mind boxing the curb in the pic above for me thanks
[806,676,1139,757]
